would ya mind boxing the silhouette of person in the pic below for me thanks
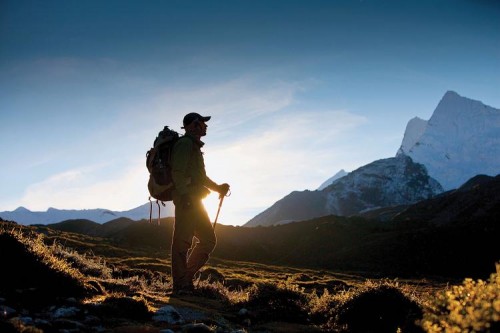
[170,112,229,295]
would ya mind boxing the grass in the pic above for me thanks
[1,221,498,332]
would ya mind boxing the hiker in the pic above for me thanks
[170,112,230,295]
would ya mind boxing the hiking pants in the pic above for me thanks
[171,198,216,289]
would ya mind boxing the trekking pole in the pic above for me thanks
[212,195,224,229]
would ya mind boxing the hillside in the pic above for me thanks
[1,176,499,330]
[39,215,498,279]
[1,213,499,332]
[32,174,500,280]
[392,174,500,226]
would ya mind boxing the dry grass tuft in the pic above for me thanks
[309,279,425,332]
[0,225,95,302]
[240,280,311,324]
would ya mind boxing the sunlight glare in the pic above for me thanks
[203,193,223,224]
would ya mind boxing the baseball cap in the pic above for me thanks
[182,112,211,127]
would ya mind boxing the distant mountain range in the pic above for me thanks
[245,91,499,226]
[0,202,173,225]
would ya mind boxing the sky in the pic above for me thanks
[1,0,499,226]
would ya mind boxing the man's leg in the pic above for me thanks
[171,203,195,290]
[185,200,216,282]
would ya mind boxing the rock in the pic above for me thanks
[51,306,80,319]
[153,305,185,325]
[182,322,213,332]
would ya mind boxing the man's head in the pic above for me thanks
[182,112,211,137]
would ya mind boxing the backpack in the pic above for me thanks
[146,126,180,223]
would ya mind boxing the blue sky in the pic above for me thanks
[1,0,499,226]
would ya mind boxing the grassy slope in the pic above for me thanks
[1,220,498,333]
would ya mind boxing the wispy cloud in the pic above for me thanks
[9,76,368,225]
[19,161,148,211]
[139,76,302,130]
[203,108,367,224]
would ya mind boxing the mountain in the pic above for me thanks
[398,117,428,154]
[46,217,138,237]
[317,169,348,190]
[216,173,500,277]
[397,91,500,190]
[245,155,443,226]
[246,91,499,227]
[45,216,175,249]
[245,189,329,227]
[0,202,174,225]
[391,174,500,226]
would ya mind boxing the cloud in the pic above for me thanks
[132,76,303,131]
[19,161,149,211]
[8,75,368,225]
[203,108,367,224]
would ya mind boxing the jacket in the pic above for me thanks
[171,134,218,201]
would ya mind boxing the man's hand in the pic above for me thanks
[181,194,192,210]
[217,183,230,198]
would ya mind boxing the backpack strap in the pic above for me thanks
[148,196,153,224]
[148,196,165,226]
[156,200,161,225]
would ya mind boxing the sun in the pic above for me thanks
[203,193,223,224]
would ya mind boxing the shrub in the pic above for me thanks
[421,263,500,333]
[308,288,339,325]
[333,284,423,333]
[87,294,151,321]
[242,280,310,323]
[311,280,424,333]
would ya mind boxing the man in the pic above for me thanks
[170,112,230,295]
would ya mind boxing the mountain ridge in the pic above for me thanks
[246,154,443,226]
[0,202,174,226]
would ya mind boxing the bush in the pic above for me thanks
[243,281,310,323]
[331,283,424,333]
[421,263,500,333]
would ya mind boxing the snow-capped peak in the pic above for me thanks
[398,91,500,190]
[317,169,348,190]
[397,117,427,155]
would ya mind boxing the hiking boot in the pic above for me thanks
[171,283,194,297]
[170,288,194,297]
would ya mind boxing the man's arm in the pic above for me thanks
[204,176,229,197]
